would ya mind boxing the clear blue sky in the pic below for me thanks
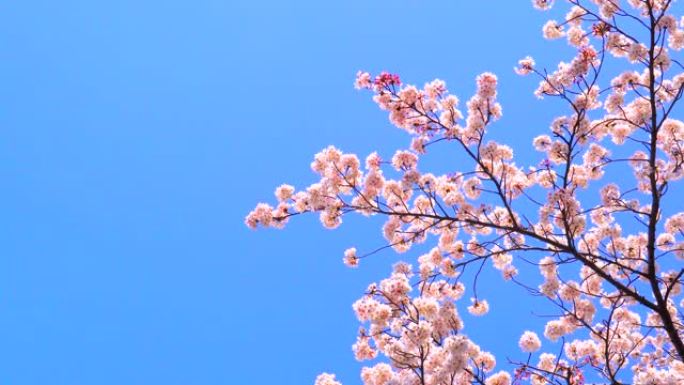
[0,1,642,384]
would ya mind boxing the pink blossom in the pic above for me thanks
[519,331,542,353]
[343,247,359,268]
[245,203,275,229]
[391,150,418,171]
[542,20,564,39]
[476,72,498,99]
[515,56,536,75]
[485,371,511,385]
[274,184,295,202]
[532,0,553,11]
[314,373,342,385]
[467,298,489,316]
[373,72,401,88]
[355,71,372,89]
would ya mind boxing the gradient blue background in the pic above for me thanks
[0,1,640,384]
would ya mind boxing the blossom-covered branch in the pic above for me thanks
[248,1,684,384]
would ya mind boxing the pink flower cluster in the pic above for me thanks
[348,263,509,385]
[249,1,684,385]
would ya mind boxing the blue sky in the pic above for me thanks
[0,1,662,384]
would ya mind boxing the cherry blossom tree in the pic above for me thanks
[246,1,684,384]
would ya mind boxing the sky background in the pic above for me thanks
[0,1,663,384]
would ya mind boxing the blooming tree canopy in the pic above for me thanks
[247,1,684,384]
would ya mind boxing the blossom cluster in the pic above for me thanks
[247,1,684,384]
